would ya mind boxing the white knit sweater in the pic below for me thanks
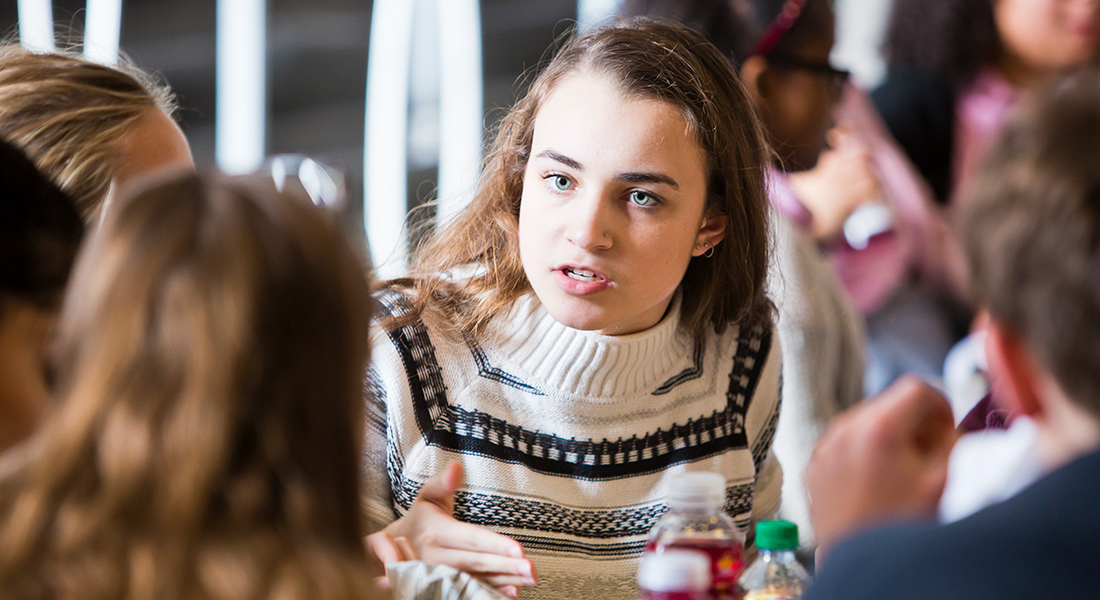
[362,290,783,600]
[768,212,865,546]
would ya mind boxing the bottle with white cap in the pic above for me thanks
[638,549,713,600]
[645,472,745,600]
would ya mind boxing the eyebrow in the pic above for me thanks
[536,150,584,171]
[534,149,680,190]
[617,171,679,190]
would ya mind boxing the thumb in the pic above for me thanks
[829,128,870,157]
[415,461,464,514]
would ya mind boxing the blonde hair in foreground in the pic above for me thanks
[0,44,176,222]
[0,173,375,600]
[385,17,773,339]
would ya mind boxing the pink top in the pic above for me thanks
[825,86,953,313]
[766,168,814,231]
[951,70,1023,205]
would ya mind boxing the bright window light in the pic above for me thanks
[435,0,483,227]
[578,0,621,30]
[84,0,123,64]
[17,0,56,52]
[216,0,267,174]
[364,0,416,276]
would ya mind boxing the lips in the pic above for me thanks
[553,264,612,295]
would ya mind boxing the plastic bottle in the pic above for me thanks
[645,472,745,600]
[738,520,811,600]
[637,549,712,600]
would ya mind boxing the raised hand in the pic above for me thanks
[382,462,538,598]
[788,131,885,243]
[807,377,958,552]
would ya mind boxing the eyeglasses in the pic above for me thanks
[765,52,850,96]
[260,153,347,210]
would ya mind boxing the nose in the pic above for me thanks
[565,189,613,251]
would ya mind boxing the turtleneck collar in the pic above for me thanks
[485,292,694,400]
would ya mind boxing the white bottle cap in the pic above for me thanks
[667,471,726,513]
[637,550,712,593]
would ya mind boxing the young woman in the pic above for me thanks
[364,18,782,600]
[0,173,378,599]
[0,44,193,223]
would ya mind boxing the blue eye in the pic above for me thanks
[551,175,573,191]
[629,190,657,207]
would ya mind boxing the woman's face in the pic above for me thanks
[995,0,1100,77]
[518,71,724,336]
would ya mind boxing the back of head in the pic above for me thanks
[618,0,836,68]
[407,16,773,337]
[883,0,998,89]
[0,137,83,311]
[0,44,176,222]
[960,70,1100,419]
[0,172,373,599]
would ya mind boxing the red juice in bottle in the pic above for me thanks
[657,537,744,598]
[644,472,746,600]
[638,549,712,600]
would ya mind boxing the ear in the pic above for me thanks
[692,214,727,257]
[984,317,1044,419]
[739,55,771,104]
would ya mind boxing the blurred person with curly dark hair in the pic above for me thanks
[874,0,1100,206]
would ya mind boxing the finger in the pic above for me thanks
[480,571,540,589]
[416,461,464,513]
[484,583,521,598]
[868,377,955,440]
[434,520,526,558]
[421,548,536,583]
[826,125,850,147]
[366,531,403,565]
[393,536,419,561]
[889,378,956,449]
[833,131,871,156]
[372,574,393,592]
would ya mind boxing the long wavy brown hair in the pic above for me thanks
[387,17,773,339]
[0,173,376,599]
[0,44,177,222]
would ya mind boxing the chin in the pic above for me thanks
[545,306,607,332]
[540,297,611,332]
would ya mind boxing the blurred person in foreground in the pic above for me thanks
[805,71,1100,599]
[0,139,83,451]
[0,43,193,225]
[0,172,382,599]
